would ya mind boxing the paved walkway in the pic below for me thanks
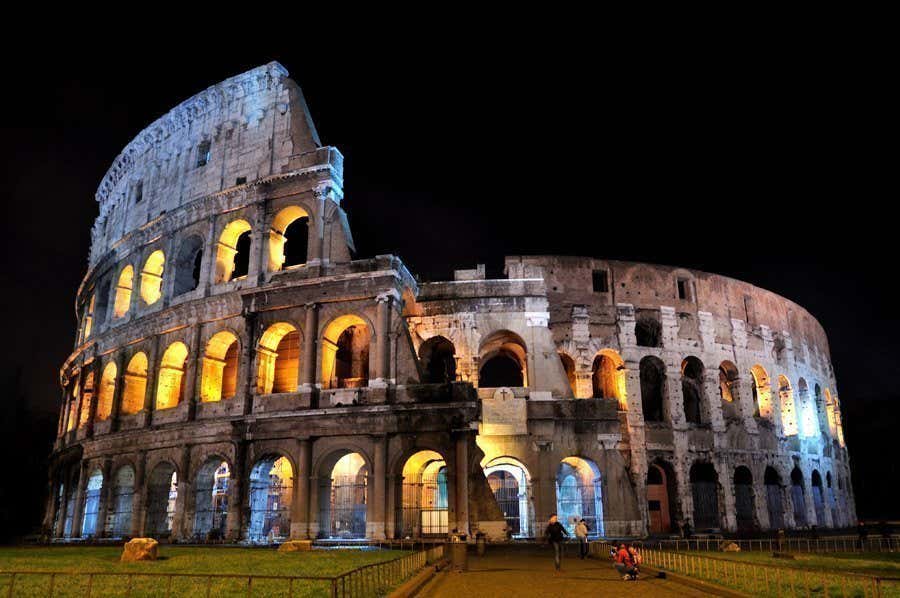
[419,545,709,597]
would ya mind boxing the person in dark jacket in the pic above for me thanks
[545,514,569,573]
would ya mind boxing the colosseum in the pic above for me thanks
[45,62,855,545]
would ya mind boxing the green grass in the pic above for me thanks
[694,550,900,579]
[0,545,411,597]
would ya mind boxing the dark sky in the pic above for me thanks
[1,39,895,412]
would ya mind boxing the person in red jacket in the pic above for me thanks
[614,543,637,580]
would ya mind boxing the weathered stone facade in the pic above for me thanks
[46,63,855,543]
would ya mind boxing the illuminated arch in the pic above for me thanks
[559,352,577,397]
[80,469,104,538]
[113,265,134,318]
[319,451,368,539]
[215,219,252,283]
[419,336,457,383]
[78,372,94,429]
[95,361,117,421]
[256,322,300,394]
[247,455,294,543]
[399,450,448,537]
[121,352,148,415]
[322,315,371,390]
[484,456,534,538]
[268,205,310,271]
[156,342,189,410]
[750,364,773,419]
[779,375,797,436]
[106,465,134,537]
[140,250,166,305]
[824,388,837,437]
[172,235,204,296]
[681,357,706,424]
[478,330,528,388]
[201,331,240,402]
[193,458,231,540]
[718,361,739,403]
[556,456,603,537]
[592,349,626,409]
[146,462,178,537]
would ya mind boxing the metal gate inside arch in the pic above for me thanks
[398,451,448,538]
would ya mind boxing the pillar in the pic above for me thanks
[300,303,318,389]
[314,186,328,275]
[454,433,470,536]
[373,292,395,386]
[226,441,246,542]
[144,336,161,427]
[53,469,68,538]
[185,326,202,421]
[291,438,312,539]
[72,460,89,538]
[368,436,387,539]
[532,440,556,536]
[96,458,113,537]
[109,352,127,433]
[130,452,146,537]
[703,370,726,432]
[171,446,191,540]
[717,460,737,532]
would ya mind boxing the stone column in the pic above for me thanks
[240,311,258,416]
[314,186,328,275]
[96,458,113,537]
[373,292,395,386]
[250,201,268,284]
[716,460,737,532]
[109,352,127,433]
[226,441,246,542]
[665,367,686,428]
[533,440,556,536]
[171,446,191,540]
[731,376,758,434]
[185,325,202,421]
[454,433,470,536]
[368,436,387,539]
[144,336,162,427]
[703,370,726,432]
[291,438,312,539]
[53,470,68,538]
[300,303,319,389]
[131,452,147,537]
[72,460,89,538]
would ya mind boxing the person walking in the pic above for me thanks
[575,518,589,559]
[545,514,569,573]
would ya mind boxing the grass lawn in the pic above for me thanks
[0,545,411,597]
[695,549,900,579]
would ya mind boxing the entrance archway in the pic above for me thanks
[734,466,756,533]
[484,456,533,538]
[647,462,676,534]
[811,470,825,526]
[193,459,230,541]
[791,467,807,527]
[690,462,720,531]
[398,450,448,538]
[764,467,785,529]
[247,456,293,543]
[322,315,371,389]
[105,465,134,537]
[556,457,603,537]
[146,463,178,538]
[81,469,104,538]
[319,452,368,539]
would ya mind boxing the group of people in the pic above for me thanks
[543,514,642,580]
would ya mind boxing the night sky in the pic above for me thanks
[1,38,896,528]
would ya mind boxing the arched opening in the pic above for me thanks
[78,372,94,429]
[647,461,677,534]
[733,466,756,533]
[556,457,603,537]
[63,469,79,538]
[791,467,807,527]
[399,450,448,538]
[173,235,204,296]
[640,356,666,422]
[247,456,293,543]
[681,357,705,425]
[826,472,838,527]
[122,353,148,415]
[811,470,825,526]
[484,456,534,538]
[779,375,798,436]
[690,462,720,531]
[156,342,189,410]
[113,265,134,318]
[322,315,371,390]
[95,362,117,421]
[798,378,818,437]
[419,336,457,384]
[718,361,738,403]
[139,250,166,305]
[105,465,134,538]
[478,330,527,388]
[765,467,785,530]
[592,349,626,409]
[750,365,773,419]
[559,353,577,397]
[269,206,309,271]
[80,469,104,538]
[201,331,240,402]
[257,323,300,394]
[215,219,253,283]
[319,452,368,539]
[193,459,230,541]
[824,389,837,437]
[635,317,662,348]
[146,463,178,538]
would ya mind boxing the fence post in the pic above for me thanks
[86,574,94,598]
[6,573,14,598]
[49,573,56,598]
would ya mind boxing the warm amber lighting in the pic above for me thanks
[140,250,165,305]
[95,362,117,421]
[321,315,370,390]
[215,219,252,283]
[82,295,95,340]
[750,364,772,419]
[778,374,798,436]
[594,349,627,409]
[256,322,299,394]
[156,342,188,409]
[268,205,309,272]
[78,372,94,428]
[201,330,239,402]
[114,265,134,318]
[122,352,148,414]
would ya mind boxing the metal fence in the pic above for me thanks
[591,541,900,597]
[648,536,898,554]
[0,544,444,597]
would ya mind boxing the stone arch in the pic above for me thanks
[640,356,666,422]
[592,349,626,409]
[269,205,310,271]
[95,361,117,421]
[398,449,449,538]
[419,335,457,384]
[811,469,826,526]
[779,375,798,436]
[156,342,189,410]
[140,250,166,305]
[113,264,134,318]
[146,461,178,538]
[478,330,528,388]
[316,449,370,539]
[484,456,534,538]
[556,456,603,537]
[192,457,231,541]
[215,219,253,283]
[122,352,148,415]
[559,352,577,397]
[718,361,738,403]
[797,378,817,437]
[322,314,371,390]
[647,460,677,534]
[790,466,807,527]
[681,357,706,425]
[173,234,204,296]
[201,330,240,402]
[257,322,300,394]
[78,371,95,429]
[106,464,135,537]
[80,468,104,538]
[750,364,773,419]
[247,454,294,543]
[689,461,721,530]
[733,466,757,532]
[764,466,785,529]
[824,388,838,437]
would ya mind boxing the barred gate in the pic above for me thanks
[734,482,755,531]
[328,475,367,538]
[691,481,719,530]
[556,478,602,538]
[397,472,448,538]
[487,472,533,537]
[766,483,785,529]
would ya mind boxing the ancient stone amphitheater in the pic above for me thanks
[46,62,855,544]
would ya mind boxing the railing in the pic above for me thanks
[590,541,900,597]
[0,544,444,597]
[648,536,898,554]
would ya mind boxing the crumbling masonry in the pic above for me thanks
[45,63,855,543]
